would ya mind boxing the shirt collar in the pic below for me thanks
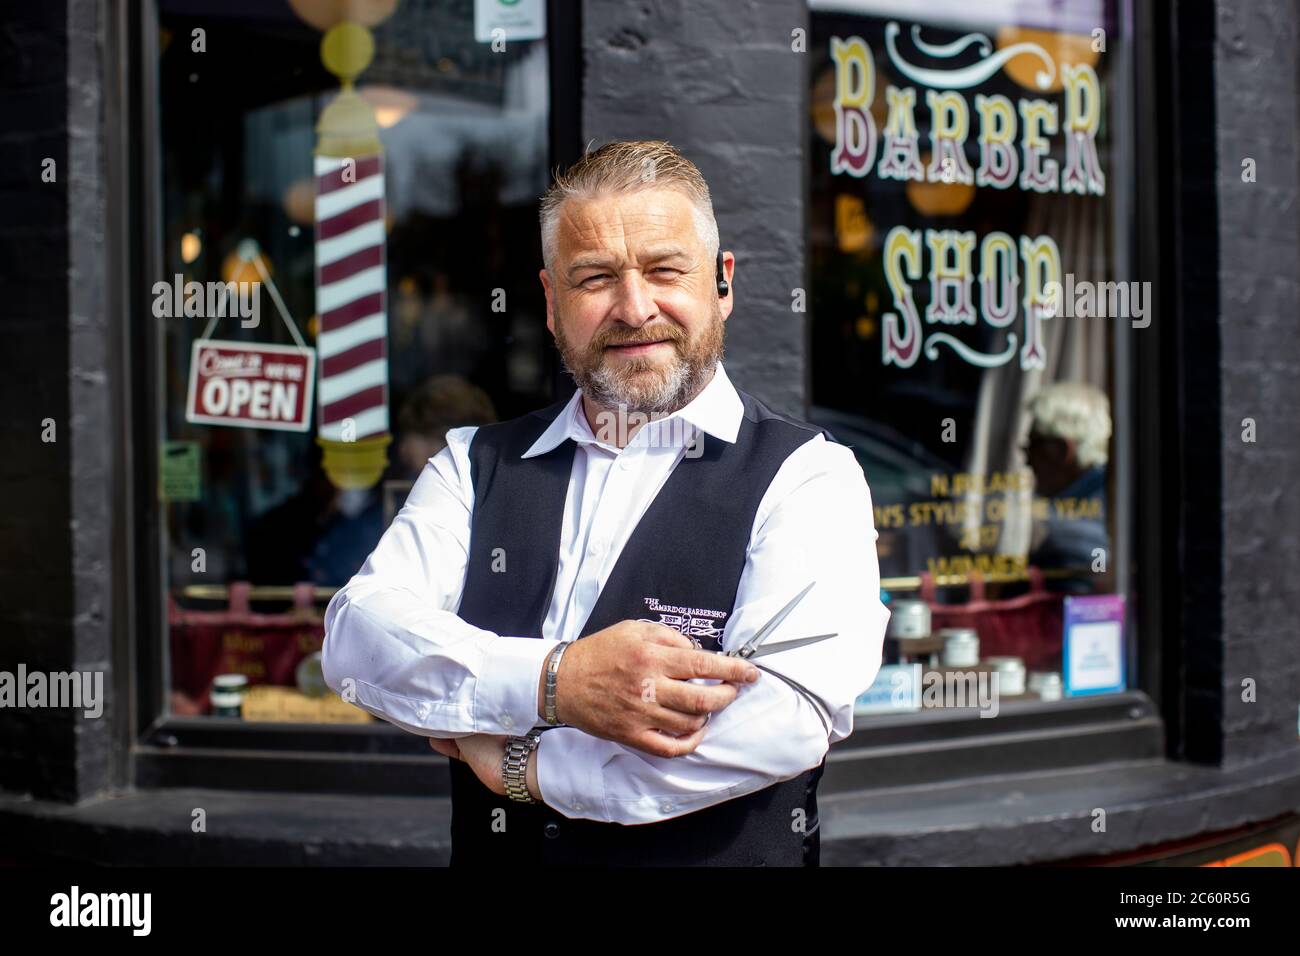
[521,362,743,458]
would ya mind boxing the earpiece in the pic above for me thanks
[715,250,729,298]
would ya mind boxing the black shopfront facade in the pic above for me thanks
[1,0,1298,868]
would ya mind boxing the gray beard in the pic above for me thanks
[582,355,701,414]
[555,306,726,416]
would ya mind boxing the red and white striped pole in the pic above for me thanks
[313,22,391,490]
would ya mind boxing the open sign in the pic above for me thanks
[186,340,316,432]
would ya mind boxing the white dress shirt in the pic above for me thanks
[322,362,889,825]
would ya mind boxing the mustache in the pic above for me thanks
[593,323,687,350]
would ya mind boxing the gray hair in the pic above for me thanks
[1027,382,1112,469]
[538,140,720,276]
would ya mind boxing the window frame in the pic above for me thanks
[795,0,1175,764]
[107,0,1183,797]
[115,0,587,792]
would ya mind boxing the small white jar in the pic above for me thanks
[211,673,248,718]
[940,628,979,667]
[887,600,931,639]
[986,656,1027,695]
[1028,670,1063,701]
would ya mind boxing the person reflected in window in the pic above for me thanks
[245,376,496,586]
[390,271,482,398]
[394,375,498,481]
[1021,382,1112,595]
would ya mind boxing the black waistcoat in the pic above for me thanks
[448,387,834,867]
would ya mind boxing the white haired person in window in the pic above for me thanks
[321,140,888,866]
[1021,382,1112,594]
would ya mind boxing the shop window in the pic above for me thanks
[809,0,1134,715]
[154,0,553,722]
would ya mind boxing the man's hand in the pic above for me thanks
[539,621,761,758]
[431,734,510,796]
[427,737,462,761]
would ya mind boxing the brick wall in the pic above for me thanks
[0,0,118,802]
[1215,0,1300,765]
[0,0,76,799]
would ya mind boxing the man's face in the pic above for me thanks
[1022,428,1075,497]
[539,187,732,414]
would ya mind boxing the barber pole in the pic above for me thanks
[312,21,392,490]
[316,154,388,445]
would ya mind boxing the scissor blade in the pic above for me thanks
[747,632,838,659]
[735,581,816,656]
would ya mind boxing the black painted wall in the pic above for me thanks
[1213,0,1300,766]
[0,0,77,799]
[0,0,119,803]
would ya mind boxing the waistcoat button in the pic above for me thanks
[544,822,560,838]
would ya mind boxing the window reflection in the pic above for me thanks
[158,0,551,720]
[809,1,1129,709]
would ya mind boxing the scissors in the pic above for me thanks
[724,581,837,659]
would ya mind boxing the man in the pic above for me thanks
[1021,382,1111,594]
[322,140,888,866]
[394,375,498,481]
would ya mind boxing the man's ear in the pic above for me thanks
[539,268,555,335]
[719,252,735,322]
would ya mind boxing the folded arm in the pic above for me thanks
[536,435,889,825]
[321,426,557,739]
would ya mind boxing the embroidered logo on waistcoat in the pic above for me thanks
[638,597,728,649]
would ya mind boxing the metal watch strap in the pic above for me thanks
[502,728,542,803]
[544,641,570,726]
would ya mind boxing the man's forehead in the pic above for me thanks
[556,188,700,253]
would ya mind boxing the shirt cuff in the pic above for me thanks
[474,635,559,735]
[535,726,610,821]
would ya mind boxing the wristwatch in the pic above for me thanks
[542,641,570,726]
[502,728,543,803]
